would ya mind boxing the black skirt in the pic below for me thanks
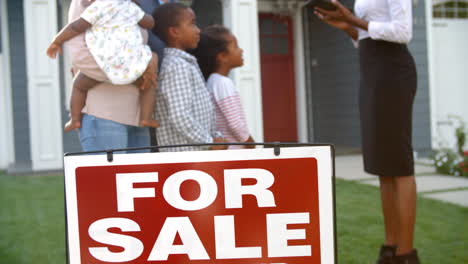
[359,38,417,176]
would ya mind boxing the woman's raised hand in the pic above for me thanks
[314,0,354,23]
[313,0,359,39]
[314,11,351,31]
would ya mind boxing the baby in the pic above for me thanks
[47,0,159,131]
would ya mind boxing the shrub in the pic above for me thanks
[431,115,468,177]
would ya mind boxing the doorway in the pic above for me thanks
[259,14,298,142]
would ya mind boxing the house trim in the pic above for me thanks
[223,0,264,142]
[59,0,73,110]
[0,0,15,169]
[23,0,64,170]
[425,0,437,148]
[293,7,308,143]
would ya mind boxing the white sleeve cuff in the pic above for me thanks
[368,21,411,43]
[368,21,381,40]
[351,37,359,48]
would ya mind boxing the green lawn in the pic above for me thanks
[0,173,467,264]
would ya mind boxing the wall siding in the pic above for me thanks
[408,0,432,154]
[303,0,432,153]
[8,0,31,165]
[303,0,361,148]
[191,0,223,29]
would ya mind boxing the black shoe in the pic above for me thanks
[395,250,420,264]
[376,244,397,264]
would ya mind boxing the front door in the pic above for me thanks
[259,14,297,142]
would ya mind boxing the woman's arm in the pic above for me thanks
[315,1,367,30]
[314,10,358,40]
[316,0,412,43]
[46,18,91,58]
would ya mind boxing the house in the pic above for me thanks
[1,0,467,173]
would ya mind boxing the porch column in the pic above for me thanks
[23,0,63,170]
[0,0,15,169]
[222,0,264,142]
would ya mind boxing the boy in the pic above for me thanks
[152,3,225,152]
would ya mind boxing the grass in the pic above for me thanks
[0,173,467,263]
[0,174,66,264]
[335,180,468,263]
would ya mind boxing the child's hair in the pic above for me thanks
[152,3,190,44]
[190,25,231,80]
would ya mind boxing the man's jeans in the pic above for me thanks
[79,114,150,153]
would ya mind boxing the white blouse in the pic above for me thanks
[354,0,413,43]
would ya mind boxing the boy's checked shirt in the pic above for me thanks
[155,48,222,152]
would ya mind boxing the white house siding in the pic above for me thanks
[430,19,468,148]
[23,0,63,171]
[0,0,15,170]
[223,0,264,142]
[4,0,64,173]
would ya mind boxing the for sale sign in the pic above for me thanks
[63,146,335,264]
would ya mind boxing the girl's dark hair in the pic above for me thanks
[152,3,189,44]
[190,25,231,80]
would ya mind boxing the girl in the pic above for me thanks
[191,25,254,149]
[47,0,159,132]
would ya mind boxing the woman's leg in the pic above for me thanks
[379,176,399,246]
[127,126,150,153]
[65,72,100,132]
[394,175,417,255]
[379,174,418,261]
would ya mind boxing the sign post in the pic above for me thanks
[63,144,336,264]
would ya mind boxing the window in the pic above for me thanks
[433,0,468,19]
[259,16,291,55]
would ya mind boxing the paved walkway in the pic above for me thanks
[335,155,468,207]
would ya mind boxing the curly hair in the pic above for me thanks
[190,25,231,80]
[152,3,189,44]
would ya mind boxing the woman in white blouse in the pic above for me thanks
[315,1,420,263]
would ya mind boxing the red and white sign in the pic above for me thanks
[63,146,335,264]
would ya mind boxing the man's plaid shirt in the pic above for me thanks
[155,48,222,152]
